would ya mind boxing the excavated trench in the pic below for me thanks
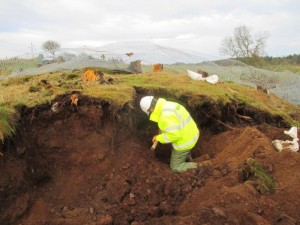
[0,92,299,225]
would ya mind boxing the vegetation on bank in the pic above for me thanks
[0,68,300,141]
[0,58,38,77]
[0,105,16,141]
[238,54,300,74]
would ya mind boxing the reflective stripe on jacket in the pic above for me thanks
[149,98,199,151]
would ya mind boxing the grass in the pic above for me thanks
[0,58,38,77]
[262,64,300,75]
[81,82,136,106]
[246,158,275,194]
[239,158,275,194]
[0,68,299,141]
[0,105,16,141]
[118,72,299,115]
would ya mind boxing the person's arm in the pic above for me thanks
[156,115,180,143]
[156,129,180,143]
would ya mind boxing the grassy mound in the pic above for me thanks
[0,68,299,141]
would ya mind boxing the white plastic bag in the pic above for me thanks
[272,126,299,152]
[272,139,299,152]
[187,70,219,84]
[284,127,298,139]
[187,70,205,81]
[205,75,219,84]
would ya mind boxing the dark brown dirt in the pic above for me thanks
[0,95,299,225]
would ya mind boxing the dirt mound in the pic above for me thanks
[0,96,299,225]
[179,126,300,224]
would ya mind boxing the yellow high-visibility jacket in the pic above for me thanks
[150,98,199,151]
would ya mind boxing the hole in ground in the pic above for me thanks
[0,94,296,225]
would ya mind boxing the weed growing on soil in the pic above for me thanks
[239,158,275,194]
[0,105,15,141]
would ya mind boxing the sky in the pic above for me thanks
[0,0,299,59]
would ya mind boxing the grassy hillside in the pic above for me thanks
[238,55,300,74]
[0,58,38,77]
[0,69,300,141]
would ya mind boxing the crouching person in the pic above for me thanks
[140,96,200,173]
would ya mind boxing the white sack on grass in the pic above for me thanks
[205,75,219,84]
[187,70,219,84]
[187,70,205,81]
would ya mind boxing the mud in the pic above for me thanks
[0,95,299,225]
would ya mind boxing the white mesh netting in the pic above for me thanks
[1,41,300,104]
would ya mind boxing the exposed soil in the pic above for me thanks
[0,94,299,225]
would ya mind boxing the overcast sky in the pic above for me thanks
[0,0,299,59]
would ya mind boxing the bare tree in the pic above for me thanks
[220,25,269,58]
[42,40,61,58]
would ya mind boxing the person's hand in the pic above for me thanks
[152,135,157,143]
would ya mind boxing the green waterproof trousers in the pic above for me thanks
[170,148,198,173]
